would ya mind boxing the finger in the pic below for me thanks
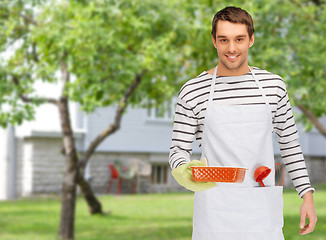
[300,215,306,229]
[307,215,317,232]
[299,223,314,235]
[299,224,309,235]
[300,227,313,235]
[200,157,208,166]
[300,223,309,229]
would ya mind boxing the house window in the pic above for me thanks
[147,98,176,121]
[151,164,169,184]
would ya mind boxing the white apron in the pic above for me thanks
[192,66,284,240]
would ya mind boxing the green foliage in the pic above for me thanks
[189,0,326,131]
[1,0,326,131]
[0,0,200,126]
[249,0,326,122]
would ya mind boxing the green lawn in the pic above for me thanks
[0,185,325,240]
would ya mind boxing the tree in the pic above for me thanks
[0,0,200,239]
[1,0,326,239]
[248,0,326,135]
[184,0,326,135]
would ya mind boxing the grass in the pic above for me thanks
[0,184,325,240]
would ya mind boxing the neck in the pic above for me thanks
[217,62,251,76]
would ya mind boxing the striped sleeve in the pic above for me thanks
[273,84,315,198]
[169,96,197,169]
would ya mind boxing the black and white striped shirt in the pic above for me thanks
[169,67,314,198]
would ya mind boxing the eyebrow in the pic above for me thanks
[217,35,247,38]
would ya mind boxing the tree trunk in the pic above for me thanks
[75,71,146,215]
[58,98,79,240]
[297,103,326,137]
[77,173,103,214]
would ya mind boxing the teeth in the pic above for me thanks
[228,55,238,58]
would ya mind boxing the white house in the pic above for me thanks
[1,89,326,199]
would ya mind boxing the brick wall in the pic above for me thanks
[14,137,326,197]
[15,137,167,195]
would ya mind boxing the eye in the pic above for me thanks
[220,39,227,42]
[237,38,244,42]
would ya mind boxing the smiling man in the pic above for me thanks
[211,20,253,75]
[169,6,317,240]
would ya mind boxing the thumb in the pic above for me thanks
[300,214,306,229]
[200,157,208,166]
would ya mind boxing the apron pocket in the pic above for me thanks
[193,186,283,233]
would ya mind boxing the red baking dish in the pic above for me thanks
[190,166,248,183]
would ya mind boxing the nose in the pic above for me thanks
[228,41,236,53]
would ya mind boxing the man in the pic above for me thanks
[169,6,317,240]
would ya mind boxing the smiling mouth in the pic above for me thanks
[226,55,239,61]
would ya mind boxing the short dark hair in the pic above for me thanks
[211,6,254,40]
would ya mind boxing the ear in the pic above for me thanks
[249,33,255,48]
[212,35,217,49]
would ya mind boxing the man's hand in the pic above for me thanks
[299,191,317,235]
[171,159,216,192]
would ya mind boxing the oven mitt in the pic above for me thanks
[171,158,216,192]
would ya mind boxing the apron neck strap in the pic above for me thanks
[208,66,272,109]
[248,66,272,111]
[208,66,218,104]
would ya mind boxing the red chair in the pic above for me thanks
[106,164,121,194]
[106,163,135,195]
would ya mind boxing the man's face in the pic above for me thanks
[212,21,254,71]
